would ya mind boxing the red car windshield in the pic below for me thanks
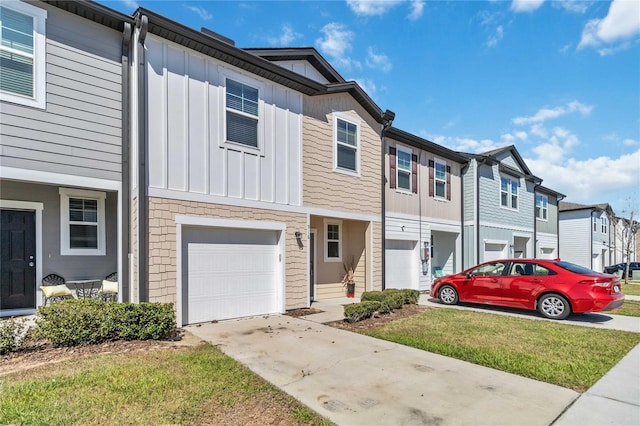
[553,261,599,275]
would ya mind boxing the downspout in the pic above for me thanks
[121,22,132,301]
[556,193,565,258]
[475,158,482,265]
[533,181,541,259]
[380,110,394,290]
[460,162,469,268]
[136,14,149,301]
[590,207,596,270]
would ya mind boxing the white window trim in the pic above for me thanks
[0,1,47,109]
[499,175,519,211]
[536,194,548,221]
[333,112,360,176]
[219,69,265,156]
[59,188,106,256]
[601,217,607,234]
[395,144,412,193]
[324,219,342,263]
[434,157,447,200]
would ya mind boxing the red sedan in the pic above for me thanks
[431,259,624,319]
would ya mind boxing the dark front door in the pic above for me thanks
[1,210,36,310]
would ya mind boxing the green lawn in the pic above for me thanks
[363,308,640,392]
[0,344,331,425]
[614,300,640,317]
[622,282,640,296]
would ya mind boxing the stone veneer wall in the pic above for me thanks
[147,197,308,310]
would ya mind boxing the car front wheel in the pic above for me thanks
[538,294,570,320]
[438,285,459,305]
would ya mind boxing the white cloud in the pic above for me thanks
[366,47,392,72]
[510,0,545,13]
[346,0,404,16]
[623,138,639,147]
[487,25,504,47]
[120,0,138,11]
[512,101,593,125]
[553,0,589,14]
[578,0,640,52]
[408,0,425,21]
[353,78,377,98]
[431,135,503,153]
[526,149,640,206]
[267,24,302,46]
[315,23,355,70]
[186,5,213,21]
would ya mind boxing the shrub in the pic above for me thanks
[0,318,29,354]
[36,299,176,346]
[400,289,420,304]
[361,291,385,303]
[344,301,381,323]
[379,293,404,313]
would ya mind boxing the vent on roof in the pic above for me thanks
[201,27,235,46]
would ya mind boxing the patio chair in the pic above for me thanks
[41,274,73,306]
[98,272,118,302]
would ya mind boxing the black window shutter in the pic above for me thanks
[389,147,396,189]
[411,154,418,194]
[446,165,451,200]
[428,159,434,197]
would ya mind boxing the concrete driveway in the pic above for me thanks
[187,313,577,426]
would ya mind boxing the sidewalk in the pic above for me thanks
[186,296,638,425]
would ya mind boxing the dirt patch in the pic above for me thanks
[327,303,429,332]
[284,307,323,318]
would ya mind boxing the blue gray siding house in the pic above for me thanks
[0,1,132,316]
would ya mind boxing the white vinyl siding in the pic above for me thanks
[0,1,46,109]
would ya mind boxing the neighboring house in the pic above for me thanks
[128,10,393,326]
[559,202,614,271]
[461,145,545,269]
[534,185,565,259]
[384,127,468,291]
[0,1,131,317]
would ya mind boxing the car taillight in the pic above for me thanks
[579,278,613,287]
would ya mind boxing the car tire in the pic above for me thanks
[438,285,459,305]
[538,293,571,320]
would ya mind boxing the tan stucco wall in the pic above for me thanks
[303,93,382,217]
[146,197,308,310]
[385,137,463,221]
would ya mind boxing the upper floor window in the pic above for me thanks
[226,78,259,148]
[601,217,607,234]
[324,219,342,262]
[334,115,359,174]
[593,214,597,232]
[535,194,548,220]
[59,188,106,256]
[500,176,518,209]
[396,145,412,192]
[0,2,47,109]
[434,159,447,198]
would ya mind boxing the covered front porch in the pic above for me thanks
[309,215,378,301]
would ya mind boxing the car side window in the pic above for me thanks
[533,264,555,276]
[471,262,507,276]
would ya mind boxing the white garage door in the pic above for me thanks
[385,239,418,290]
[484,243,507,262]
[183,226,281,324]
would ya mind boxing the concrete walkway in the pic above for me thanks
[187,295,639,425]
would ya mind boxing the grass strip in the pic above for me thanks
[363,308,640,392]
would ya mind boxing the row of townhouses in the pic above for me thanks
[0,1,636,324]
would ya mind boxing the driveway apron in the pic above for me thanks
[186,315,577,426]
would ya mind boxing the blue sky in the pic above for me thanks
[102,0,640,216]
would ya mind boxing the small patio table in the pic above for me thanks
[66,279,101,299]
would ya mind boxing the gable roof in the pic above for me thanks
[536,185,566,199]
[460,144,541,183]
[386,127,468,163]
[559,201,614,215]
[244,48,345,84]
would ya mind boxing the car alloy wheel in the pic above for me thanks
[538,294,570,320]
[439,285,459,305]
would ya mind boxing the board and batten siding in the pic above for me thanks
[0,3,122,182]
[145,35,302,206]
[302,93,381,216]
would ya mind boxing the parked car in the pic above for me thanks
[431,259,624,320]
[603,262,640,279]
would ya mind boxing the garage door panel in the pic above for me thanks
[183,227,281,324]
[385,239,418,290]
